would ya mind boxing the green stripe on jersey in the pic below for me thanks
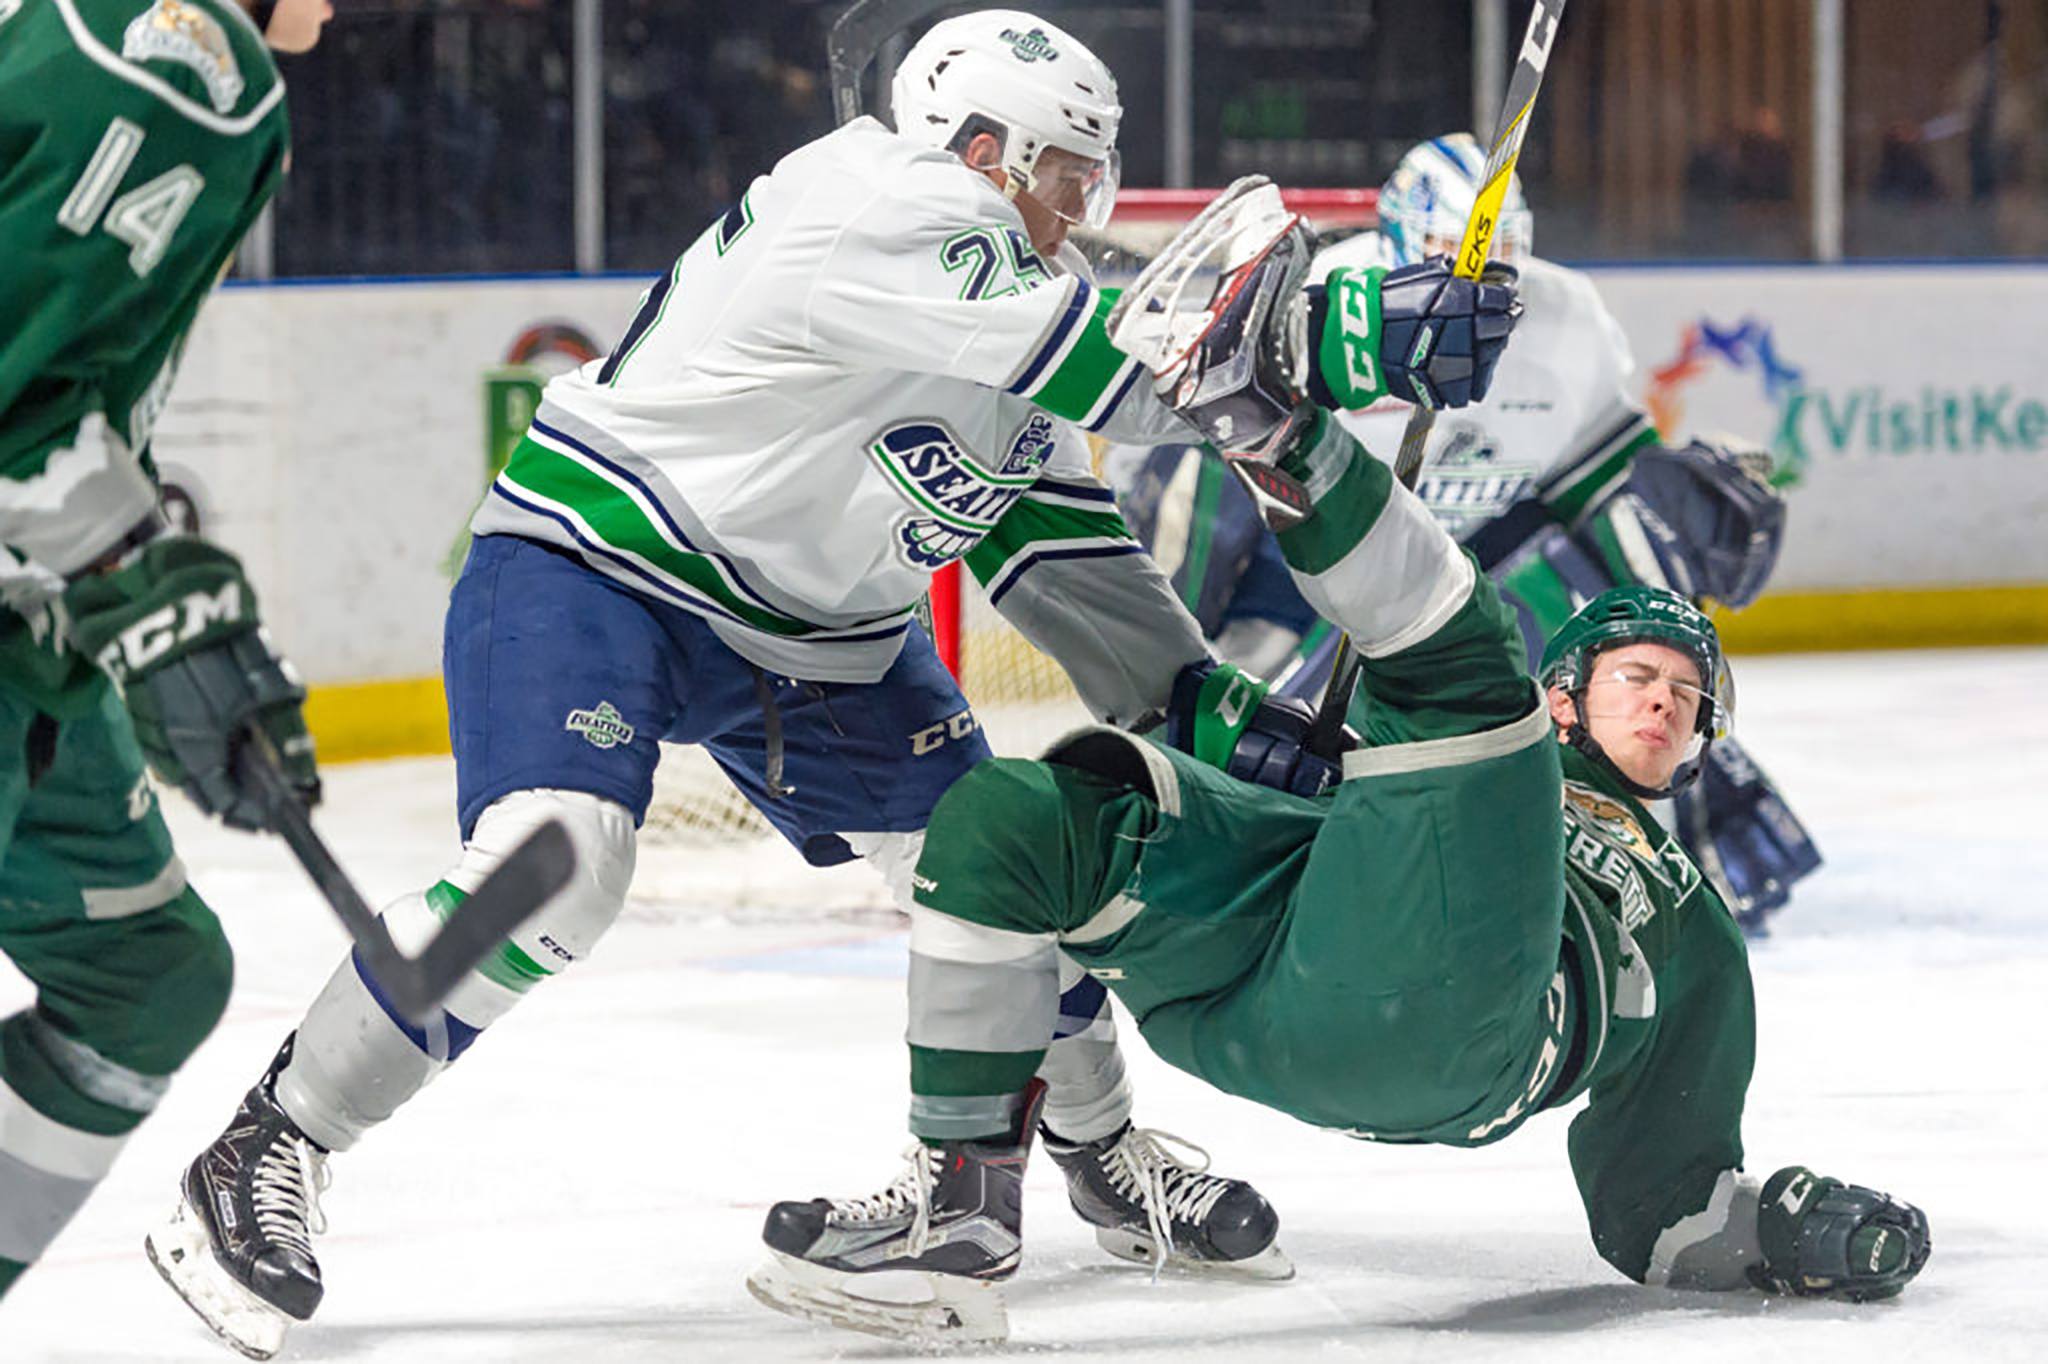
[1027,288,1134,423]
[1544,422,1656,526]
[501,434,842,638]
[964,495,1133,587]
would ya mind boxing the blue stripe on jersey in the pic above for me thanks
[529,417,790,618]
[1030,476,1118,505]
[1006,280,1092,395]
[1084,359,1146,432]
[986,542,1144,608]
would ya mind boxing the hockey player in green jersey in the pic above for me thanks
[748,391,1930,1341]
[0,0,329,1305]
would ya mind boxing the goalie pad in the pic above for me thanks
[1671,735,1822,932]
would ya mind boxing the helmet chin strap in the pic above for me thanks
[1564,692,1706,801]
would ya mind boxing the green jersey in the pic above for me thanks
[1549,742,1756,1284]
[0,0,287,714]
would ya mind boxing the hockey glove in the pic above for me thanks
[1749,1165,1930,1302]
[1609,439,1787,607]
[1671,735,1822,932]
[1313,257,1522,412]
[1163,661,1348,797]
[65,536,320,832]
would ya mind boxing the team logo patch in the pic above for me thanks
[872,414,1053,569]
[999,26,1059,62]
[122,0,244,114]
[1415,423,1539,537]
[565,701,635,749]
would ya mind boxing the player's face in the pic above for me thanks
[1550,641,1705,789]
[262,0,334,54]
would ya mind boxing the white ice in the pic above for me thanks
[6,648,2046,1362]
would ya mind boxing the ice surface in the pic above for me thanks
[5,649,2046,1362]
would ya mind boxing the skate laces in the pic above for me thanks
[829,1143,938,1255]
[1100,1128,1233,1276]
[250,1131,330,1257]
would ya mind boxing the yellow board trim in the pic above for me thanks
[1714,584,2048,654]
[303,584,2048,763]
[303,676,448,763]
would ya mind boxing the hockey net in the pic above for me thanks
[634,189,1376,913]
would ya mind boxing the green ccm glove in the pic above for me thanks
[64,536,320,832]
[1749,1165,1932,1302]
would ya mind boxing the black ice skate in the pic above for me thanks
[1043,1121,1293,1280]
[146,1037,330,1361]
[746,1081,1046,1344]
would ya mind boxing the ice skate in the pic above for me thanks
[1043,1122,1293,1280]
[747,1082,1044,1344]
[147,1039,330,1360]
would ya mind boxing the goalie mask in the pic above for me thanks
[1380,133,1533,268]
[890,10,1122,229]
[1539,585,1734,800]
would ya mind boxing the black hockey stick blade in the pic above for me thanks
[244,731,575,1023]
[828,0,955,127]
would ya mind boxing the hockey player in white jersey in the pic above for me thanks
[1115,133,1819,932]
[149,19,1520,1357]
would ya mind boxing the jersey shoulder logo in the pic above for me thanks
[122,0,245,115]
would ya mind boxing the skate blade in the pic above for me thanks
[746,1249,1009,1345]
[145,1196,291,1361]
[1095,1227,1297,1282]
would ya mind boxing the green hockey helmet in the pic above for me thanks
[1540,586,1733,797]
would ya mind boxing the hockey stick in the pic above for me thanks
[1306,0,1568,757]
[828,0,955,126]
[244,729,575,1024]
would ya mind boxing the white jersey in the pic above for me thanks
[474,117,1188,682]
[1316,233,1654,538]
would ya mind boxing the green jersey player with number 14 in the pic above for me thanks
[0,0,328,1307]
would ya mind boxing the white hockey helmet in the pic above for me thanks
[890,10,1122,228]
[1379,133,1533,267]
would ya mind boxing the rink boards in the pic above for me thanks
[148,264,2048,759]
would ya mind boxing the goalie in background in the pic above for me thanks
[0,0,332,1310]
[750,398,1929,1347]
[1110,133,1821,934]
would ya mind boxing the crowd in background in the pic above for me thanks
[259,0,2048,278]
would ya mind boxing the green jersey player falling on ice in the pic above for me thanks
[746,192,1933,1344]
